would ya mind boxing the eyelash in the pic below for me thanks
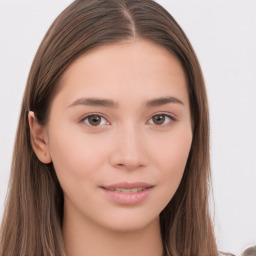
[80,113,177,127]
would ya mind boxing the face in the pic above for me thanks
[44,39,192,232]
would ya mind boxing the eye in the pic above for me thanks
[82,114,110,127]
[148,114,175,126]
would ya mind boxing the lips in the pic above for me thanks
[102,182,153,190]
[101,182,154,205]
[105,187,146,193]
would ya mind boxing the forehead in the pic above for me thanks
[53,39,189,109]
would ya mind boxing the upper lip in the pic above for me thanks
[102,182,154,189]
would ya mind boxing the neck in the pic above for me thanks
[62,205,163,256]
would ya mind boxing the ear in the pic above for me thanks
[28,111,52,164]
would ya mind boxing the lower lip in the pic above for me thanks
[101,187,153,205]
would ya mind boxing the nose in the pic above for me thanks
[109,125,149,170]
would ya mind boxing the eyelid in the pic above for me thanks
[80,113,111,127]
[78,112,177,127]
[147,113,177,126]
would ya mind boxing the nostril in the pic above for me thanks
[115,160,144,170]
[109,144,149,170]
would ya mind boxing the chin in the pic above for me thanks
[97,210,160,233]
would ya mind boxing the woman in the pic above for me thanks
[0,0,233,255]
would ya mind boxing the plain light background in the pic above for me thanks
[0,0,255,255]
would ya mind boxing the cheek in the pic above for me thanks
[47,123,109,187]
[150,126,192,196]
[151,126,192,170]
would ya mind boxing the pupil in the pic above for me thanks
[88,115,101,125]
[153,115,165,125]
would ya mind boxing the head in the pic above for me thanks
[0,1,217,255]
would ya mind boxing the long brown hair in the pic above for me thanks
[0,0,221,255]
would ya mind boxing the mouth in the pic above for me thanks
[104,187,147,193]
[102,182,153,192]
[100,182,154,205]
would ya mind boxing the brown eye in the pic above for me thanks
[149,114,174,126]
[83,114,109,126]
[152,115,165,125]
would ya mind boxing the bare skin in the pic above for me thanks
[29,39,192,256]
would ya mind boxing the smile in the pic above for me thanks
[105,187,147,193]
[101,182,154,205]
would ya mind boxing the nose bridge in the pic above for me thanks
[109,122,149,170]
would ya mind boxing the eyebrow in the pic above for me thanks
[67,96,184,108]
[145,96,184,107]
